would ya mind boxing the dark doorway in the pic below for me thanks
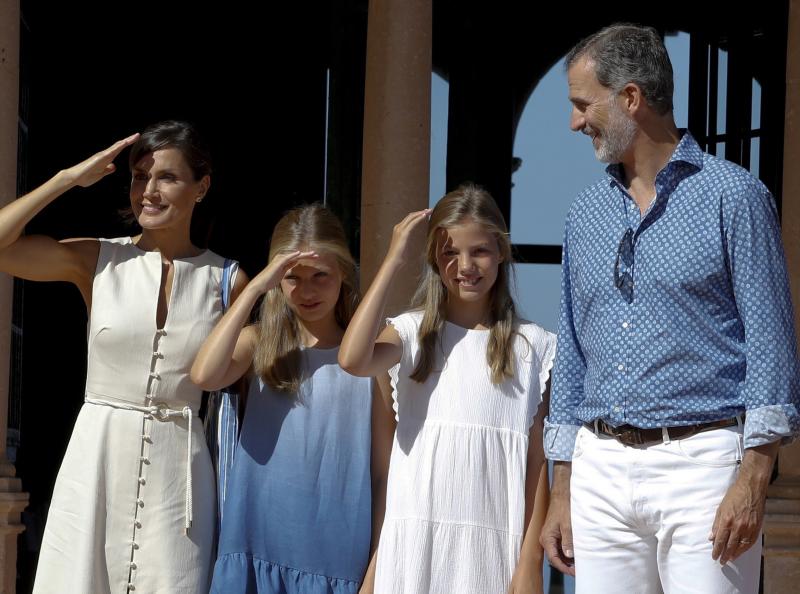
[13,1,367,589]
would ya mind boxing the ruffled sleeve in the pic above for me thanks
[527,326,557,429]
[385,312,421,422]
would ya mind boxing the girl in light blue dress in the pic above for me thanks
[192,204,373,593]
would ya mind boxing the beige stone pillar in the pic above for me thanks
[764,1,800,591]
[0,2,28,592]
[360,0,432,314]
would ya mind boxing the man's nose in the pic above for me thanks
[570,107,585,132]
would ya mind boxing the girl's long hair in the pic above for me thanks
[410,183,517,385]
[253,204,359,393]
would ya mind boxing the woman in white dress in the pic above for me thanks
[0,121,247,593]
[339,184,555,593]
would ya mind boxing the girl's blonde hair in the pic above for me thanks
[410,183,517,385]
[254,204,359,393]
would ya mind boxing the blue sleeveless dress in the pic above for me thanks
[210,347,372,593]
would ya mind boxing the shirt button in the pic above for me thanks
[134,521,142,529]
[622,322,629,329]
[617,364,624,371]
[139,478,146,485]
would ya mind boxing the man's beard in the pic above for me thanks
[587,97,638,164]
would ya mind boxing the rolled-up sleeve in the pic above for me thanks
[725,178,800,447]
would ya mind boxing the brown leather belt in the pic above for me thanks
[586,417,740,447]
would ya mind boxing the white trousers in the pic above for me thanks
[570,425,761,594]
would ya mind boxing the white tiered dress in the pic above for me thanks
[374,311,556,594]
[33,237,236,594]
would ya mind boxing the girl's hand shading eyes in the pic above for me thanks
[247,250,318,296]
[385,209,431,269]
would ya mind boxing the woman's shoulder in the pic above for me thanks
[95,236,134,251]
[179,249,238,276]
[195,247,230,267]
[98,236,132,245]
[92,236,135,264]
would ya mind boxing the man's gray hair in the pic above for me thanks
[565,23,674,115]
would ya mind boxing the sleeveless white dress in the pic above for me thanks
[33,237,236,594]
[374,311,556,594]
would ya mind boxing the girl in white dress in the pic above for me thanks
[0,121,247,593]
[339,184,555,594]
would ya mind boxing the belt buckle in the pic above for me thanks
[153,402,171,421]
[613,426,643,447]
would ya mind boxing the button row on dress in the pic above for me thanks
[133,359,152,586]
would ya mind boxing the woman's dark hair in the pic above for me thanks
[128,120,212,180]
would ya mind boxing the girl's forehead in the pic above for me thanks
[288,251,339,272]
[437,221,495,244]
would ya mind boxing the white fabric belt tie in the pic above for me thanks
[84,397,194,534]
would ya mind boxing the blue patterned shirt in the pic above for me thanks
[544,131,800,461]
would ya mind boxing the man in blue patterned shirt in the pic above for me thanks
[540,24,800,593]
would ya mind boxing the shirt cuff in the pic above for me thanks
[743,404,800,448]
[544,418,582,461]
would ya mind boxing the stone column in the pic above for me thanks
[764,0,800,590]
[360,0,432,313]
[0,1,28,592]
